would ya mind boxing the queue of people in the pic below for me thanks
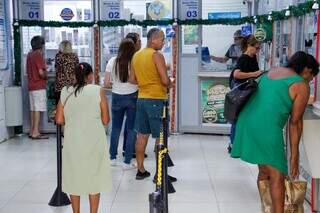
[25,27,320,213]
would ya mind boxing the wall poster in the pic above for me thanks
[201,78,230,125]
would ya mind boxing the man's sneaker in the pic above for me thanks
[122,162,137,171]
[136,170,151,180]
[110,159,117,167]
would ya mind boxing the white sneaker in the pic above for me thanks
[122,162,137,171]
[110,159,117,167]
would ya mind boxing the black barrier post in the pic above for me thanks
[164,101,176,192]
[149,106,170,213]
[49,124,71,206]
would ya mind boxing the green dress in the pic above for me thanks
[231,75,304,174]
[61,85,111,195]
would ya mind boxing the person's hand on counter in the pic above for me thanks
[168,77,175,88]
[251,70,264,78]
[210,55,229,63]
[166,63,171,71]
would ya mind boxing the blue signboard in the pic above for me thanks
[208,12,241,20]
[241,25,252,36]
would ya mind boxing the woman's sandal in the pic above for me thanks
[30,134,49,140]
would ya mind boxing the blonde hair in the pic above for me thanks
[59,40,73,54]
[241,35,259,52]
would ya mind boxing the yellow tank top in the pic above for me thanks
[132,48,167,99]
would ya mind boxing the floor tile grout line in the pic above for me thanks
[0,155,55,210]
[199,137,222,213]
[0,175,36,210]
[109,169,125,212]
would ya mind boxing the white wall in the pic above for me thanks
[202,0,248,57]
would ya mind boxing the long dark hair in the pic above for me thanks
[73,62,93,96]
[115,39,136,82]
[286,51,319,75]
[125,32,139,44]
[241,35,259,52]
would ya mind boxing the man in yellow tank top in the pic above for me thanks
[130,28,172,180]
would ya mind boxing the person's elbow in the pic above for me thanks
[55,117,64,125]
[101,116,110,125]
[161,78,170,87]
[233,70,241,79]
[128,78,137,84]
[289,117,302,127]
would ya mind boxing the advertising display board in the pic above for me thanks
[200,78,230,125]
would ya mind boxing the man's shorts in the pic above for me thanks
[29,89,47,112]
[135,98,169,139]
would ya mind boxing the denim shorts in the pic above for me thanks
[135,98,169,139]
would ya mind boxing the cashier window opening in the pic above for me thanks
[210,30,243,70]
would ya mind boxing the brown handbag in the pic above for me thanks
[258,179,307,213]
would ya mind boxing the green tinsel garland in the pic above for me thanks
[12,0,320,85]
[14,20,94,28]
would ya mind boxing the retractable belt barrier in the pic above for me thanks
[149,103,174,213]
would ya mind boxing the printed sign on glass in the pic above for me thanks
[180,0,198,20]
[60,8,74,21]
[241,25,252,36]
[19,0,43,20]
[101,0,121,20]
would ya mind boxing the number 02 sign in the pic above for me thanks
[180,0,198,20]
[19,0,42,20]
[101,0,121,20]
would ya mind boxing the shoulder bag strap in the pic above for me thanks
[63,89,75,107]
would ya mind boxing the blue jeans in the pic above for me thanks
[109,92,137,164]
[230,123,236,147]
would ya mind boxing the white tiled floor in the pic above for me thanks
[0,134,312,213]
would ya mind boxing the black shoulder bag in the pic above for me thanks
[224,72,266,123]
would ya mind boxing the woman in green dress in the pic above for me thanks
[231,51,319,213]
[56,62,111,213]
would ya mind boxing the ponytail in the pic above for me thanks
[73,62,93,96]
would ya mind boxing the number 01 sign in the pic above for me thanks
[101,0,121,20]
[19,0,42,20]
[180,0,198,20]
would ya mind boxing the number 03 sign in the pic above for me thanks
[101,0,121,20]
[180,0,198,20]
[19,0,43,20]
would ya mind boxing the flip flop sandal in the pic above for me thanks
[30,135,49,140]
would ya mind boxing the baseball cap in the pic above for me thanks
[233,30,243,38]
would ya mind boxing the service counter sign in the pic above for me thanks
[201,79,230,125]
[179,0,198,20]
[101,0,121,20]
[19,0,43,20]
